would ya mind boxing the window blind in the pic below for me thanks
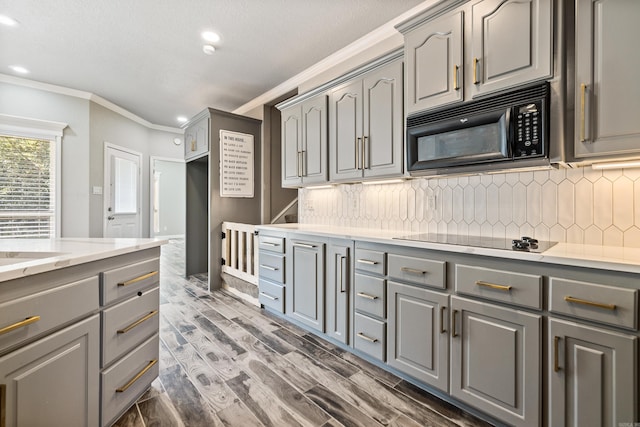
[0,136,55,238]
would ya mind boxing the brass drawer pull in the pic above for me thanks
[293,243,316,249]
[118,271,158,287]
[117,310,159,334]
[357,332,378,343]
[262,241,280,247]
[260,292,278,301]
[564,295,616,311]
[475,280,512,291]
[0,315,41,336]
[259,264,278,271]
[553,336,561,372]
[357,292,378,300]
[357,259,378,265]
[116,359,158,393]
[401,267,426,275]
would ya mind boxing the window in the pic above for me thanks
[0,114,66,238]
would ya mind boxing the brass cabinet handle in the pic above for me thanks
[580,83,587,142]
[259,264,278,271]
[564,295,616,311]
[116,359,158,393]
[475,280,512,291]
[118,271,158,287]
[453,64,459,90]
[190,140,196,152]
[0,315,41,336]
[440,306,447,334]
[452,309,459,337]
[401,267,426,275]
[473,58,479,84]
[293,243,316,249]
[553,336,561,372]
[260,292,278,301]
[262,242,280,247]
[357,259,378,265]
[357,292,378,300]
[357,332,378,343]
[117,310,159,334]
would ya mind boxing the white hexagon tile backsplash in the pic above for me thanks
[298,167,640,247]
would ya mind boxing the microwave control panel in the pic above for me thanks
[513,101,544,158]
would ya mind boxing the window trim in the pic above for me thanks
[0,114,67,238]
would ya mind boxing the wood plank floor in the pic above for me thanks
[112,238,495,427]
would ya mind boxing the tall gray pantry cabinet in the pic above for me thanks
[183,108,262,290]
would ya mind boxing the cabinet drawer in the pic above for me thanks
[354,248,386,275]
[455,264,542,310]
[102,287,160,367]
[549,277,638,330]
[258,279,285,313]
[388,253,446,289]
[101,258,160,305]
[354,313,386,361]
[355,273,386,318]
[258,235,285,253]
[101,333,159,427]
[0,276,99,353]
[258,252,285,283]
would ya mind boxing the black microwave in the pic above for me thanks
[406,83,550,174]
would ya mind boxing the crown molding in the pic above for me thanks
[0,73,182,134]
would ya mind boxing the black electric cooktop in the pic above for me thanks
[393,234,557,253]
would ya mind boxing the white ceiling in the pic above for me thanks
[0,0,426,129]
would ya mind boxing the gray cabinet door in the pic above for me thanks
[548,318,637,427]
[286,238,325,332]
[387,281,449,392]
[281,105,303,187]
[405,10,464,115]
[450,296,540,427]
[0,314,99,427]
[184,115,209,161]
[363,60,404,179]
[325,240,352,344]
[574,0,640,159]
[329,79,364,181]
[469,0,552,98]
[300,95,328,184]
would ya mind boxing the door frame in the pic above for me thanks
[103,142,143,237]
[149,156,185,238]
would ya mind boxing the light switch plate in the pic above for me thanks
[92,186,103,195]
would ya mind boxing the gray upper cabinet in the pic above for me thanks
[574,0,640,160]
[281,95,328,187]
[450,296,541,427]
[548,318,637,427]
[330,59,404,182]
[286,237,325,332]
[404,10,464,115]
[325,240,353,345]
[469,0,552,98]
[184,114,209,161]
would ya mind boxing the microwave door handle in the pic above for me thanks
[504,107,512,158]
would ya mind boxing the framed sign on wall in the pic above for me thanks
[219,129,254,198]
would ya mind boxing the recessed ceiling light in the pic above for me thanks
[9,65,29,74]
[0,15,19,26]
[201,31,220,43]
[202,44,216,55]
[177,116,188,123]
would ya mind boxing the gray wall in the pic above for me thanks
[152,159,185,237]
[0,81,183,238]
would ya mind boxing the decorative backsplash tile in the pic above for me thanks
[298,167,640,247]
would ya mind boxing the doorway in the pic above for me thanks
[150,157,185,238]
[104,143,142,237]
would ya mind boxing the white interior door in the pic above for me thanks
[104,144,141,238]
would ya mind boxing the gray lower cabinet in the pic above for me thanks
[548,318,637,427]
[0,314,100,427]
[286,237,325,332]
[450,296,541,427]
[325,240,352,344]
[387,281,449,392]
[258,234,286,313]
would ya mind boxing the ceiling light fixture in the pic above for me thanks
[177,116,188,123]
[0,14,18,26]
[202,44,216,55]
[201,31,220,43]
[9,65,29,74]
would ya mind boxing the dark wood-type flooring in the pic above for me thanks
[113,238,495,427]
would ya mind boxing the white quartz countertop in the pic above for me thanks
[0,238,167,282]
[256,224,640,275]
